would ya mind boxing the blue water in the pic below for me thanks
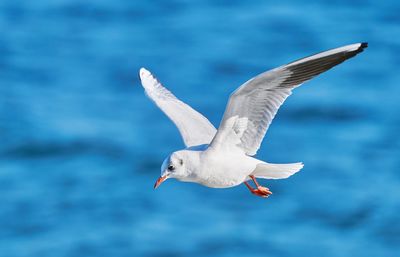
[1,0,399,256]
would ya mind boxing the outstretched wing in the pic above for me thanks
[139,68,217,147]
[210,43,368,155]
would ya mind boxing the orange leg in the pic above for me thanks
[244,175,272,198]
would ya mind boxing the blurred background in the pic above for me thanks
[1,0,399,256]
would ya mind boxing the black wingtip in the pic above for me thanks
[361,42,368,48]
[356,42,368,53]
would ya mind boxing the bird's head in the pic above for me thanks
[154,151,187,189]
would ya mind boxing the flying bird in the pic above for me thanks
[139,43,367,198]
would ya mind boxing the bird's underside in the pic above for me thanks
[139,42,368,198]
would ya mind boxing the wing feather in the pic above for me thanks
[139,68,216,147]
[210,43,368,155]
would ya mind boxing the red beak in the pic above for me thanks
[154,175,167,189]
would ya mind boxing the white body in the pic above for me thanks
[177,146,259,188]
[168,145,303,188]
[139,43,367,189]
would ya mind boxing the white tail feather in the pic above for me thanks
[251,162,303,179]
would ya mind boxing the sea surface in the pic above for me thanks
[0,0,399,256]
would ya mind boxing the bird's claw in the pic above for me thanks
[251,186,273,198]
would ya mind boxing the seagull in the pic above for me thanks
[139,42,367,198]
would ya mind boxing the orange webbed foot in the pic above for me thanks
[250,186,273,198]
[244,176,273,198]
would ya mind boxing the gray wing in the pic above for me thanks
[210,43,368,155]
[139,68,217,147]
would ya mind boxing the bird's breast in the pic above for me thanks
[182,151,257,188]
[192,162,251,188]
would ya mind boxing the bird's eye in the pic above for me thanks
[168,165,175,171]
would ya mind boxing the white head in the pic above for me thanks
[154,150,191,189]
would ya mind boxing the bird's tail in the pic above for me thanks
[251,162,303,179]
